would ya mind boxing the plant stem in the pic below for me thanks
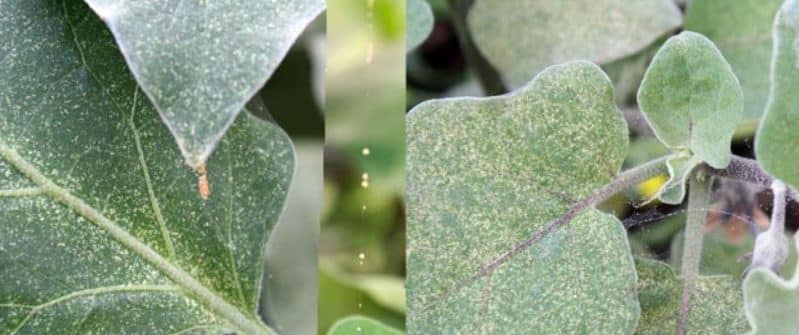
[447,0,508,96]
[771,180,787,235]
[706,155,772,187]
[473,156,668,279]
[707,155,799,201]
[677,171,712,335]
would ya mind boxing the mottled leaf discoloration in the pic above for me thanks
[407,61,638,334]
[0,1,293,334]
[636,258,747,335]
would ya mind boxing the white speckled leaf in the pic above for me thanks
[744,233,799,335]
[327,316,404,335]
[468,0,681,88]
[0,2,292,334]
[407,0,433,52]
[83,0,323,167]
[407,61,638,334]
[638,32,743,203]
[685,0,784,120]
[755,0,799,191]
[636,258,747,334]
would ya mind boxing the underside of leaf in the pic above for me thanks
[657,154,702,205]
[0,1,294,334]
[83,0,324,167]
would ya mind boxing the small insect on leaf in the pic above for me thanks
[197,163,211,200]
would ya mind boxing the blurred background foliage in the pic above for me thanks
[244,14,325,335]
[407,0,799,321]
[322,0,407,334]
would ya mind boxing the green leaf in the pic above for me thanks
[755,0,799,191]
[83,0,323,168]
[685,0,784,120]
[323,263,406,315]
[262,142,323,335]
[659,155,702,205]
[744,234,799,334]
[406,0,433,52]
[638,32,743,203]
[635,258,748,334]
[407,61,638,333]
[0,2,293,334]
[468,0,681,88]
[318,265,405,334]
[327,316,404,335]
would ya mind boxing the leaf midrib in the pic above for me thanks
[0,142,273,335]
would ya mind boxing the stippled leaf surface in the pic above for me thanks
[83,0,323,168]
[406,0,433,52]
[685,0,784,120]
[756,0,799,190]
[0,1,292,334]
[407,61,638,334]
[635,258,747,334]
[327,316,404,335]
[638,32,743,203]
[468,0,681,88]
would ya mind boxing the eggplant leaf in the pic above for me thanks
[638,32,743,203]
[407,61,638,334]
[0,2,293,334]
[468,0,681,88]
[756,0,799,190]
[83,0,323,167]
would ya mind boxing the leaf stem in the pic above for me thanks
[447,0,508,96]
[472,156,669,280]
[706,155,772,187]
[0,142,274,335]
[677,171,712,335]
[706,155,799,201]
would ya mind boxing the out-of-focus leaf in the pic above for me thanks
[327,316,403,335]
[318,265,405,334]
[468,0,681,88]
[755,0,799,190]
[685,0,784,120]
[407,0,433,51]
[262,142,323,335]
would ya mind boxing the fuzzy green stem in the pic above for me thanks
[677,171,712,335]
